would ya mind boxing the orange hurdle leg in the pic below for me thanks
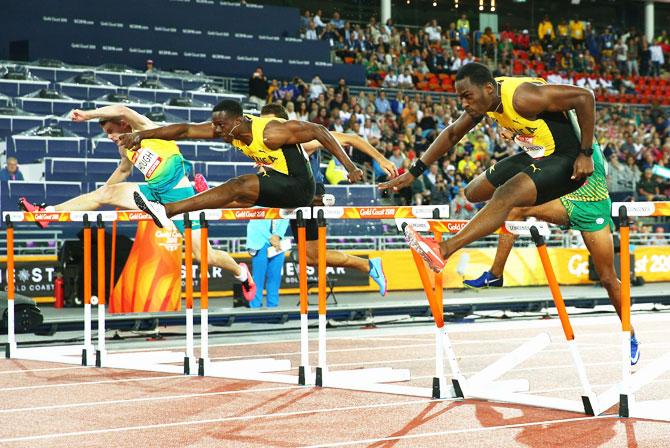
[5,216,16,357]
[95,215,106,367]
[296,210,311,385]
[315,210,327,387]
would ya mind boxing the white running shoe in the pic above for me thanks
[134,191,172,229]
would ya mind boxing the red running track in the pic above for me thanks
[1,314,670,447]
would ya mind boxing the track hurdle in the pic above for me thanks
[614,202,670,420]
[402,217,618,414]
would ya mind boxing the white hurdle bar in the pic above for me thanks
[613,202,670,421]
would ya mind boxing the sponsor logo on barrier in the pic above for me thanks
[212,54,232,60]
[234,33,254,39]
[159,50,179,56]
[129,47,152,54]
[412,205,449,218]
[612,202,655,216]
[32,212,62,222]
[396,220,430,232]
[71,43,96,50]
[445,221,468,232]
[234,209,268,219]
[125,211,151,221]
[102,46,123,52]
[155,229,182,252]
[100,21,124,28]
[5,212,25,222]
[280,208,305,219]
[568,254,590,276]
[73,19,94,26]
[43,16,68,23]
[155,26,177,33]
[129,24,149,30]
[182,28,202,35]
[320,207,345,219]
[207,31,230,37]
[184,52,206,58]
[358,207,398,218]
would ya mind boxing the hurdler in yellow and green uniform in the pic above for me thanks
[128,139,200,232]
[559,141,614,233]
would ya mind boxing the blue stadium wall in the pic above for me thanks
[2,0,365,84]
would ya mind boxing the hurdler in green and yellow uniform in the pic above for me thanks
[559,141,614,233]
[129,139,200,232]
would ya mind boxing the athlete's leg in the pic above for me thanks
[490,200,570,277]
[305,241,369,273]
[191,229,242,277]
[440,173,538,259]
[463,171,497,203]
[53,183,140,211]
[581,227,635,335]
[164,175,260,218]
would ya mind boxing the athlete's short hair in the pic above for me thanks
[212,99,243,117]
[99,116,124,127]
[455,62,495,87]
[260,103,289,120]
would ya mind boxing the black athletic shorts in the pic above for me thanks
[256,169,315,208]
[486,148,585,205]
[289,182,326,242]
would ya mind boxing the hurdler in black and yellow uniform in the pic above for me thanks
[485,76,585,205]
[231,115,315,208]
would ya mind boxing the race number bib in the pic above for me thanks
[513,134,546,159]
[133,147,163,179]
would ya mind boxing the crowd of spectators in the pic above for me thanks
[298,9,670,98]
[242,11,670,211]
[256,67,669,209]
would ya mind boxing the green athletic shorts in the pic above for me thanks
[559,197,614,233]
[139,185,201,233]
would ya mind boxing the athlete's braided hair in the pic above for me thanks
[212,99,243,117]
[455,62,495,87]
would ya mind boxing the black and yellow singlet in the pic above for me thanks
[486,76,580,158]
[231,115,310,177]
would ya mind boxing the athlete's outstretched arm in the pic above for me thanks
[378,111,477,191]
[118,122,216,151]
[513,83,595,179]
[71,105,156,131]
[331,132,399,178]
[264,120,364,183]
[105,151,133,186]
[302,133,399,178]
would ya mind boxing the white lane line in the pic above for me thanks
[0,384,304,414]
[0,398,439,443]
[0,365,86,375]
[0,375,185,392]
[302,415,616,448]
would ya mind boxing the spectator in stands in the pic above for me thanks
[456,14,470,51]
[388,146,406,169]
[651,226,669,245]
[638,168,665,201]
[309,75,326,99]
[569,16,585,48]
[627,36,640,76]
[450,189,476,219]
[425,19,442,43]
[305,20,318,40]
[607,152,636,201]
[556,20,569,46]
[312,9,326,34]
[0,157,23,181]
[325,157,349,185]
[246,218,290,308]
[538,15,555,47]
[248,67,268,109]
[145,59,155,73]
[650,40,665,76]
[301,10,311,30]
[479,27,497,59]
[614,38,629,75]
[331,11,345,30]
[374,90,391,114]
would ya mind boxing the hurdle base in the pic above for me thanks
[4,342,17,358]
[81,345,95,366]
[199,357,301,384]
[620,394,630,418]
[432,376,447,399]
[95,350,186,374]
[95,349,107,368]
[184,356,196,375]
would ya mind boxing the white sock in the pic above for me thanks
[45,206,55,212]
[235,264,248,282]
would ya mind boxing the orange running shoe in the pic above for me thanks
[18,197,50,228]
[238,263,257,302]
[403,223,446,273]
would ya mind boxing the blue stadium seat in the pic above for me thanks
[128,87,181,103]
[177,142,197,160]
[0,79,50,97]
[8,136,47,162]
[206,163,237,182]
[45,158,86,182]
[197,143,230,161]
[46,137,85,158]
[60,120,101,138]
[0,116,47,140]
[347,185,377,205]
[91,139,121,158]
[86,160,119,182]
[58,83,118,101]
[235,163,257,176]
[127,170,145,183]
[17,98,84,116]
[45,182,82,205]
[7,181,46,207]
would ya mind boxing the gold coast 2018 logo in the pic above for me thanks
[155,229,182,252]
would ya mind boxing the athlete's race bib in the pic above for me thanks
[132,147,163,179]
[513,134,546,159]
